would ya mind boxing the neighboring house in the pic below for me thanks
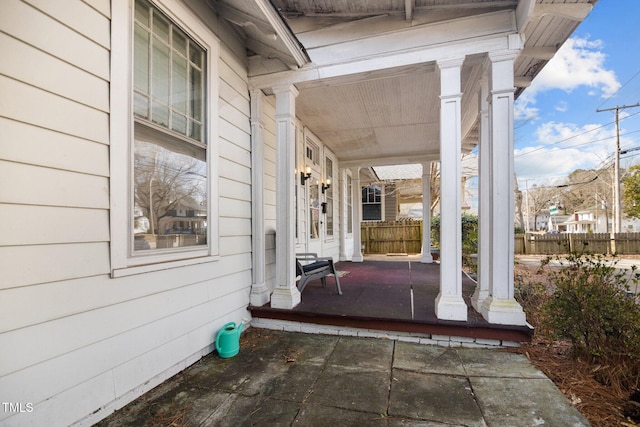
[0,0,594,425]
[563,210,598,233]
[535,209,551,232]
[562,208,640,233]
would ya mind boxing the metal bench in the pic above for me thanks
[295,253,343,295]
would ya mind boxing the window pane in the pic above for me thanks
[309,183,320,239]
[134,0,149,26]
[363,204,381,221]
[190,121,201,141]
[152,39,170,103]
[133,92,149,118]
[190,66,202,121]
[134,125,207,251]
[326,199,333,235]
[189,42,203,68]
[347,175,352,233]
[172,112,187,134]
[173,30,187,56]
[152,101,169,127]
[172,55,187,113]
[134,24,149,93]
[152,10,169,42]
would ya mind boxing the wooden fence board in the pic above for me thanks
[361,220,422,254]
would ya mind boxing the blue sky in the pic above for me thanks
[513,0,640,189]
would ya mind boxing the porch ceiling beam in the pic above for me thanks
[514,76,532,88]
[303,10,515,66]
[250,33,511,91]
[533,3,593,22]
[520,46,557,60]
[340,154,439,169]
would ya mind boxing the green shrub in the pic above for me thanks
[542,253,640,364]
[514,272,550,331]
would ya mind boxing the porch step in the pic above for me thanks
[248,305,534,344]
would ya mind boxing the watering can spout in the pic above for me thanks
[235,322,244,338]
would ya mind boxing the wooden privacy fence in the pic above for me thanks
[360,223,640,256]
[361,220,422,254]
[517,232,640,255]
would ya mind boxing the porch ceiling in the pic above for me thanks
[212,0,596,167]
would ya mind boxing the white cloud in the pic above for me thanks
[515,36,620,120]
[530,37,620,97]
[515,121,617,184]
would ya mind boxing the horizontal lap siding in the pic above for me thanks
[0,1,253,426]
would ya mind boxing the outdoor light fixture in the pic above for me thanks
[300,166,311,185]
[321,178,331,193]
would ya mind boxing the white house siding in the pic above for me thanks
[0,1,253,426]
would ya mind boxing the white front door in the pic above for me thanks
[308,174,323,254]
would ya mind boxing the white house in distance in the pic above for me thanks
[0,0,595,425]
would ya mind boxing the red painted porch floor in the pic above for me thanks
[249,256,534,343]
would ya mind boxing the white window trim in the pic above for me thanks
[110,0,220,277]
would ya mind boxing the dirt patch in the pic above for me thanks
[512,259,639,427]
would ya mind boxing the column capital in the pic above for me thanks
[436,57,465,70]
[272,83,299,97]
[250,90,265,124]
[488,49,518,64]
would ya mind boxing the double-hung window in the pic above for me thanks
[110,0,219,276]
[362,185,382,221]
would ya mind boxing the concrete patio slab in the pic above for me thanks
[95,329,589,427]
[470,376,588,426]
[393,341,466,376]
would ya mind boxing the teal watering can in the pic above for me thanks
[216,321,243,358]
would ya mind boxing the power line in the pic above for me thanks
[515,110,640,159]
[596,102,640,233]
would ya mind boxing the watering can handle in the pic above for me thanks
[216,322,236,353]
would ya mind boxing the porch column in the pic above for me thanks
[435,58,467,321]
[480,51,527,325]
[271,84,301,309]
[351,166,364,262]
[420,161,433,263]
[471,75,490,311]
[339,167,349,261]
[249,90,269,306]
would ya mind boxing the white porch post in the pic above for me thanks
[480,51,527,325]
[421,161,433,263]
[271,84,301,309]
[249,90,269,306]
[339,167,349,261]
[351,166,364,262]
[471,75,490,311]
[435,58,467,321]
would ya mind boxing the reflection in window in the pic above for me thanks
[325,157,334,237]
[347,175,352,233]
[309,180,320,239]
[133,126,207,250]
[132,0,207,252]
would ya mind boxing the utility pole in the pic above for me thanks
[597,102,640,233]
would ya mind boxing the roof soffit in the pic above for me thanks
[211,0,309,70]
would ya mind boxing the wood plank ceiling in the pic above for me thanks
[213,0,596,166]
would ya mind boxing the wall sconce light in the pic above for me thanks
[300,166,311,185]
[321,202,327,214]
[321,178,331,194]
